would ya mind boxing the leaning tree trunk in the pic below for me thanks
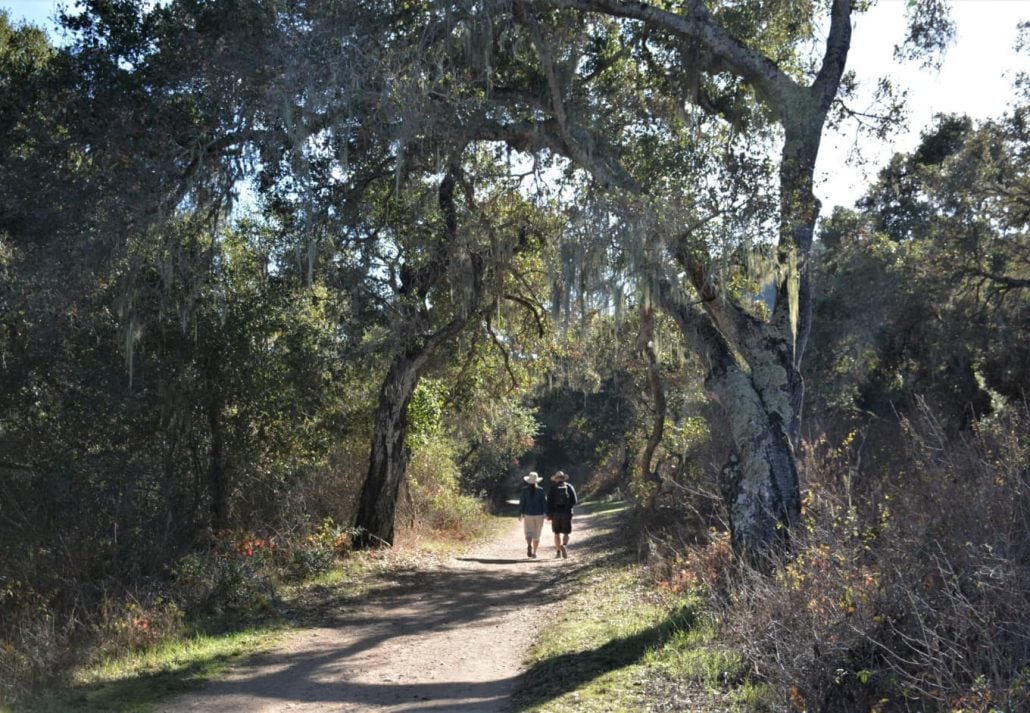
[352,348,424,548]
[351,293,487,548]
[655,0,846,560]
[655,278,802,562]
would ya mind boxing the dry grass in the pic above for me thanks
[704,402,1030,712]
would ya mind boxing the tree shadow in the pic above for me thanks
[455,557,534,565]
[60,500,636,712]
[58,648,522,712]
[67,565,574,711]
[52,647,260,712]
[509,591,700,711]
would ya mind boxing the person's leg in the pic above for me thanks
[551,516,563,556]
[527,516,544,557]
[558,514,572,557]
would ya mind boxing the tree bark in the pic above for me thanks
[655,278,800,560]
[352,348,424,548]
[351,295,488,547]
[637,304,665,484]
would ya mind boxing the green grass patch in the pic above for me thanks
[25,624,284,712]
[511,527,773,712]
[513,565,683,712]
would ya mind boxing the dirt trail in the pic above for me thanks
[157,505,618,712]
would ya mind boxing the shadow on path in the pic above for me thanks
[125,501,630,712]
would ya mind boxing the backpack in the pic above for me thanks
[550,483,571,508]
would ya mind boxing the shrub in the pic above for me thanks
[284,518,355,581]
[404,438,490,538]
[715,402,1030,712]
[95,594,184,656]
[171,531,277,619]
[0,583,60,705]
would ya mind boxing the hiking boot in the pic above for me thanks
[527,544,533,558]
[555,549,562,558]
[560,545,567,559]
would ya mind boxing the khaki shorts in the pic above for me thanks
[522,515,545,540]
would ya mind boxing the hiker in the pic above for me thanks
[547,470,577,559]
[518,471,547,558]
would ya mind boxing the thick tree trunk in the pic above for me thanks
[352,350,423,548]
[655,279,800,560]
[709,366,800,559]
[351,299,485,548]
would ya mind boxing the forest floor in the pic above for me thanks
[152,502,632,712]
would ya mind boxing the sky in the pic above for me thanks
[817,0,1030,209]
[2,0,1028,210]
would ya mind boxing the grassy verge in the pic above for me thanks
[16,512,513,713]
[511,505,773,713]
[26,624,286,713]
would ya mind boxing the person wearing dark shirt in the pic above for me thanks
[518,471,547,558]
[546,470,577,559]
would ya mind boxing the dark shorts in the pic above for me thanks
[550,512,573,534]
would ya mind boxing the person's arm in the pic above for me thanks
[518,489,526,519]
[545,487,553,517]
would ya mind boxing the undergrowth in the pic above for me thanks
[647,401,1030,713]
[3,504,503,711]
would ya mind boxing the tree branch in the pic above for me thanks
[485,308,520,390]
[504,292,547,337]
[811,0,853,114]
[535,0,802,114]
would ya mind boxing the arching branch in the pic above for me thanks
[504,292,547,337]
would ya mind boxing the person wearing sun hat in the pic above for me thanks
[546,470,577,559]
[518,471,548,558]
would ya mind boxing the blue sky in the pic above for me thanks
[3,0,56,27]
[3,0,1028,209]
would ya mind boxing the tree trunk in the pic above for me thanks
[208,399,227,532]
[352,349,423,547]
[655,279,800,560]
[637,304,665,484]
[352,168,493,548]
[709,365,800,560]
[206,354,228,533]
